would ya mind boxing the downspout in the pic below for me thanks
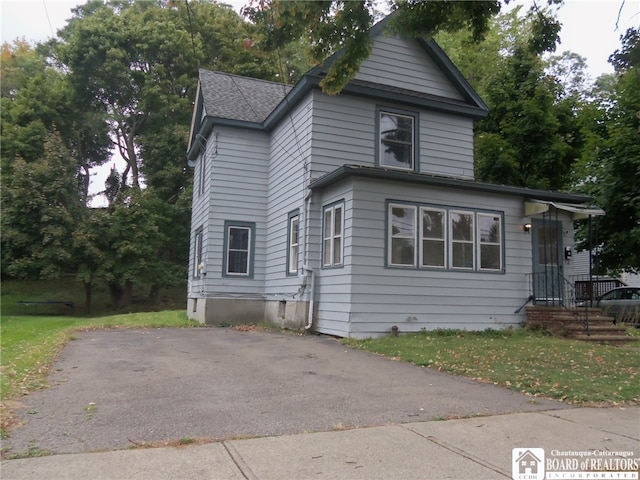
[302,186,315,329]
[303,264,315,330]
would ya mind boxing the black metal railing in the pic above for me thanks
[572,275,625,305]
[526,272,591,335]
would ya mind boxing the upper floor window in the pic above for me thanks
[223,221,255,277]
[379,110,416,171]
[323,202,344,267]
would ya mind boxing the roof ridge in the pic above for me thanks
[199,68,293,89]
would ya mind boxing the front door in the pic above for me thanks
[531,218,563,304]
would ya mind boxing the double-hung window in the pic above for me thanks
[378,109,416,171]
[193,227,203,278]
[323,203,344,267]
[387,202,503,272]
[478,213,502,271]
[287,211,299,275]
[389,204,417,266]
[223,221,255,277]
[420,208,445,268]
[450,211,474,269]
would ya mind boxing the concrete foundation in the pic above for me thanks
[187,297,308,329]
[264,299,308,330]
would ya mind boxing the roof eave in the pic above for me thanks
[186,116,264,165]
[309,165,592,204]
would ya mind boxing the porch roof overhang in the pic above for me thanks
[310,165,593,204]
[524,199,605,220]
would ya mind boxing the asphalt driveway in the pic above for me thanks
[3,327,569,456]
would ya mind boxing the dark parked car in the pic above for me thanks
[597,287,640,325]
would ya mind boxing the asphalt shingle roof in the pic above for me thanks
[199,69,292,124]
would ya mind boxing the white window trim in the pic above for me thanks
[386,203,503,273]
[450,210,475,270]
[193,228,203,278]
[477,213,503,272]
[388,204,417,267]
[323,203,344,267]
[419,207,446,269]
[288,214,299,275]
[379,111,415,171]
[225,225,251,276]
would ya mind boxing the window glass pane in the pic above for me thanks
[380,112,413,169]
[422,239,445,267]
[324,210,331,237]
[228,251,248,274]
[323,239,331,265]
[422,210,444,239]
[451,213,473,241]
[392,238,415,265]
[381,144,412,169]
[480,245,501,270]
[333,237,342,264]
[391,207,414,237]
[538,226,558,265]
[291,218,299,244]
[452,243,473,268]
[479,215,500,243]
[334,206,342,235]
[229,227,249,250]
[289,246,298,272]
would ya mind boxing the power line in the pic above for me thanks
[42,0,55,38]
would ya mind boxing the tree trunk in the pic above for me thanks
[123,280,133,307]
[148,284,161,306]
[84,280,93,315]
[109,281,124,309]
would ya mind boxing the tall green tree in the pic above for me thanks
[576,28,640,274]
[42,0,286,304]
[244,0,565,94]
[1,41,111,204]
[1,132,83,279]
[472,6,581,190]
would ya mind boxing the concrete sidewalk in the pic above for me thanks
[2,406,638,480]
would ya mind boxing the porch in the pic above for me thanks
[523,273,636,345]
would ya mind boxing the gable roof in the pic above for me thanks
[187,13,489,161]
[307,14,487,114]
[199,70,292,124]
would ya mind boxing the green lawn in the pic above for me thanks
[343,328,640,405]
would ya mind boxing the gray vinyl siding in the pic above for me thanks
[198,126,270,297]
[355,35,464,101]
[573,250,591,277]
[313,185,354,337]
[420,112,474,179]
[264,93,313,296]
[309,91,475,181]
[336,176,534,338]
[188,148,210,295]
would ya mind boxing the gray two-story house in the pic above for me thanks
[186,16,601,338]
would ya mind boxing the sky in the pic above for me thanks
[2,0,638,77]
[1,0,638,204]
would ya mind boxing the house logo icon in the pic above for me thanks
[512,448,545,480]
